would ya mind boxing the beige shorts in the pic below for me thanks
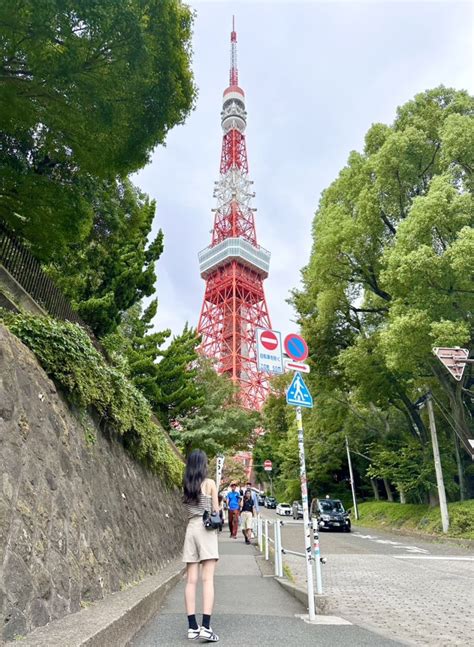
[241,511,253,530]
[182,516,219,563]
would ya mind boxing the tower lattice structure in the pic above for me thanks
[197,19,272,411]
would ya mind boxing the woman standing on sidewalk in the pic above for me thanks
[182,450,219,642]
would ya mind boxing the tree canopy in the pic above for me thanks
[0,0,195,257]
[267,87,474,504]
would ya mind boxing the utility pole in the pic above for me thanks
[426,394,450,533]
[345,436,359,521]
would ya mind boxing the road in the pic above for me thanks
[260,508,474,646]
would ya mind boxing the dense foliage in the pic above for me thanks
[45,180,166,336]
[356,500,474,539]
[170,358,261,458]
[261,88,474,505]
[0,0,195,258]
[0,312,183,486]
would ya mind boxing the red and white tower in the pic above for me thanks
[197,18,272,410]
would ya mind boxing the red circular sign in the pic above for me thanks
[264,460,272,468]
[260,329,279,351]
[284,333,309,362]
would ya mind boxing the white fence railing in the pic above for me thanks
[256,515,325,603]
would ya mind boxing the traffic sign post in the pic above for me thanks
[285,359,310,373]
[433,347,472,381]
[286,372,313,408]
[256,328,284,374]
[284,334,321,622]
[216,454,225,491]
[284,333,309,362]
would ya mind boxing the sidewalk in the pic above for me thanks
[129,533,404,646]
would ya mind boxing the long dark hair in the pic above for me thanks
[183,450,208,505]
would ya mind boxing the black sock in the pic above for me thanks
[202,614,211,629]
[188,614,198,630]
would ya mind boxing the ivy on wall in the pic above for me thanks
[0,312,183,486]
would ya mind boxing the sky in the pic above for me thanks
[133,0,474,341]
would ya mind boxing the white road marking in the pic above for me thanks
[352,532,430,554]
[295,614,352,625]
[394,555,474,561]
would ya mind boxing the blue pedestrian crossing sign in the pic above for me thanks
[286,372,313,408]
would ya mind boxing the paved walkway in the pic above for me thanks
[129,533,404,646]
[283,527,474,646]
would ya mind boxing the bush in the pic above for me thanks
[1,312,183,486]
[356,500,474,539]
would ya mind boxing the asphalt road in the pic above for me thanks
[260,508,474,646]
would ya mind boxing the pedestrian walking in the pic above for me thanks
[226,483,241,538]
[240,489,255,544]
[244,481,259,513]
[182,450,219,642]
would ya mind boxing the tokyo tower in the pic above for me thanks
[197,18,272,411]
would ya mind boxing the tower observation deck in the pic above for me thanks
[197,18,272,410]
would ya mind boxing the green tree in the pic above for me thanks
[47,179,164,336]
[0,0,195,257]
[154,326,205,429]
[292,87,474,503]
[102,300,170,404]
[172,359,260,458]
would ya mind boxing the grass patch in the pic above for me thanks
[355,500,474,539]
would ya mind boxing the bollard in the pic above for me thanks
[265,519,269,561]
[273,520,279,576]
[257,515,263,552]
[277,520,283,578]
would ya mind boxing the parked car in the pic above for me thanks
[276,502,292,516]
[314,498,351,532]
[265,496,277,509]
[292,501,303,519]
[257,493,266,506]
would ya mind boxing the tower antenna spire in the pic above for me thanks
[230,15,238,86]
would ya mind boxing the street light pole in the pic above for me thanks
[345,436,359,521]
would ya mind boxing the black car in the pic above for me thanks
[257,493,266,506]
[265,496,277,509]
[292,501,303,519]
[314,498,351,532]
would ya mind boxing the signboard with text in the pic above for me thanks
[256,328,284,375]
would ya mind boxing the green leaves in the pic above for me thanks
[290,87,474,503]
[0,0,196,256]
[1,313,183,486]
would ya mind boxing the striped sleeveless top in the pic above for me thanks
[185,492,213,520]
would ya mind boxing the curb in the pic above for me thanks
[274,577,331,615]
[8,561,184,647]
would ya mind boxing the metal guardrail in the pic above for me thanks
[0,221,85,326]
[258,515,325,597]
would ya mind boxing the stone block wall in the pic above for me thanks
[0,325,187,642]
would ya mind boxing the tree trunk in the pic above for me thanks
[370,478,380,500]
[429,489,439,507]
[383,478,394,502]
[453,431,465,501]
[397,486,406,504]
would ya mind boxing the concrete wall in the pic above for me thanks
[0,325,187,642]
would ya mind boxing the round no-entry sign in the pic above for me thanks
[263,459,272,471]
[284,333,309,362]
[260,330,279,351]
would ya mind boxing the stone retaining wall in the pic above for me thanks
[0,325,186,642]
